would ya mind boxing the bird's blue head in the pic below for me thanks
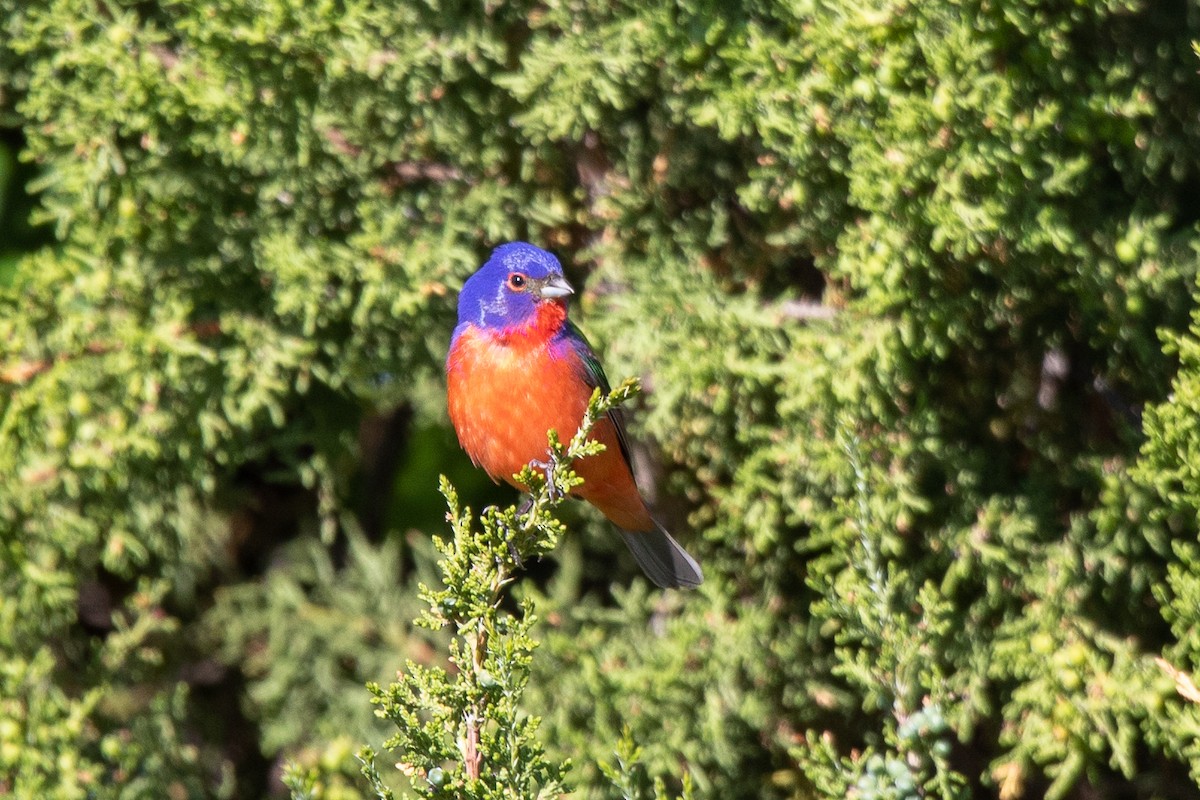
[455,242,575,332]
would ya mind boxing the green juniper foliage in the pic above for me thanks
[358,381,638,800]
[3,0,1200,798]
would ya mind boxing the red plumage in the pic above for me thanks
[446,301,655,531]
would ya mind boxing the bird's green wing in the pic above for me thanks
[564,319,634,467]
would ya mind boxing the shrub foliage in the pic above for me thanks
[2,0,1200,798]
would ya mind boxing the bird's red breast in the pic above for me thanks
[446,303,655,532]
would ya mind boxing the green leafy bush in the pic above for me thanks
[2,0,1200,798]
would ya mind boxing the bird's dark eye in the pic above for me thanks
[507,273,527,291]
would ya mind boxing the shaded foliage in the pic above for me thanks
[2,0,1200,798]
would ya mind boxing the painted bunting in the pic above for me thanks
[445,242,703,589]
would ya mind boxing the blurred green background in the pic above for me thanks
[4,0,1200,798]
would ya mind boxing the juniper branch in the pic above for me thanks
[360,379,641,799]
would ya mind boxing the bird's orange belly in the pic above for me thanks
[446,330,653,531]
[448,332,590,483]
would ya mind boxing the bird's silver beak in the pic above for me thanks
[537,274,575,299]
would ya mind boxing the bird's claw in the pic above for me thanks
[506,536,524,568]
[529,453,562,501]
[502,499,535,568]
[505,452,562,569]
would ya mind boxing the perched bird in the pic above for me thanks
[445,242,703,589]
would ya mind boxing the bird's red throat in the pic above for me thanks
[498,300,568,346]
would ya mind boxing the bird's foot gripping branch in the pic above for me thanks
[358,379,641,799]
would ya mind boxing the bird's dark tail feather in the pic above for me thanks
[620,523,704,589]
